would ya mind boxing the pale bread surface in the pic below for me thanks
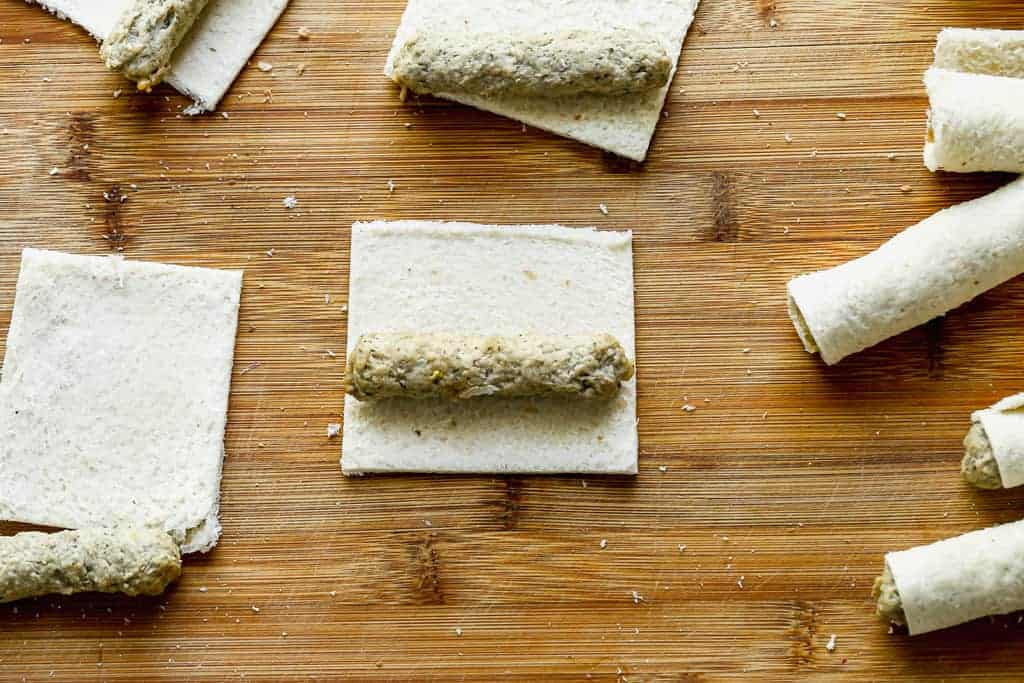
[934,28,1024,79]
[384,0,701,161]
[973,393,1024,489]
[787,176,1024,365]
[342,221,638,475]
[924,68,1024,173]
[0,249,242,553]
[886,520,1024,635]
[27,0,289,110]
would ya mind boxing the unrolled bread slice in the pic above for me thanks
[342,221,638,475]
[384,0,701,162]
[882,520,1024,635]
[924,68,1024,174]
[26,0,289,111]
[0,249,242,553]
[788,176,1024,365]
[934,28,1024,79]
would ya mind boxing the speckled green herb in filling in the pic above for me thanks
[0,527,181,603]
[962,422,1004,489]
[101,0,211,91]
[346,332,635,401]
[392,29,672,98]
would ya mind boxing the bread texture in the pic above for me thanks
[924,68,1024,173]
[0,249,242,553]
[934,28,1024,79]
[342,221,638,475]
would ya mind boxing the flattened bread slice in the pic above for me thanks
[0,249,242,553]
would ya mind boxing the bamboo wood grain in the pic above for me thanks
[2,0,1024,679]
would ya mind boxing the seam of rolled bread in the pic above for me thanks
[787,176,1024,365]
[883,520,1024,635]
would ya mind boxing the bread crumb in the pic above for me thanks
[198,586,208,593]
[631,591,644,604]
[600,539,608,549]
[251,606,260,613]
[48,167,59,176]
[454,627,463,636]
[296,63,307,76]
[658,465,668,473]
[836,112,847,120]
[887,153,897,160]
[598,203,609,215]
[900,185,912,193]
[682,404,696,413]
[678,544,686,552]
[387,179,396,193]
[826,634,837,652]
[297,27,311,39]
[327,423,341,438]
[239,361,262,375]
[784,133,793,143]
[257,61,273,72]
[282,195,298,209]
[752,109,761,118]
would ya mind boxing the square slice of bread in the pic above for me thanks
[384,0,701,162]
[0,249,242,553]
[342,221,638,475]
[27,0,289,111]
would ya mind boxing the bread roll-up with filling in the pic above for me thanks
[934,28,1024,79]
[787,177,1024,365]
[962,394,1024,490]
[924,68,1024,173]
[100,0,212,91]
[345,332,634,401]
[0,528,181,603]
[390,29,672,98]
[873,520,1024,635]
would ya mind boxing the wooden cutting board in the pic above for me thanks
[2,0,1024,679]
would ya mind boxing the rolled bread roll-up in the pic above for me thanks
[924,68,1024,174]
[100,0,212,91]
[390,29,673,98]
[962,394,1024,490]
[787,176,1024,365]
[874,520,1024,635]
[345,332,635,401]
[0,527,181,603]
[934,28,1024,79]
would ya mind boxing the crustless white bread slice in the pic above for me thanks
[0,249,242,553]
